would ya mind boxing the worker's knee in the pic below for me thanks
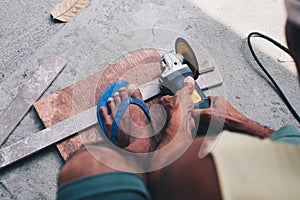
[148,137,221,200]
[58,147,117,187]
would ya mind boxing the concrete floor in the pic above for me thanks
[0,0,299,199]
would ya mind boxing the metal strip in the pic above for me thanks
[0,106,97,169]
[196,70,223,90]
[0,55,67,146]
[0,69,223,169]
[140,78,161,101]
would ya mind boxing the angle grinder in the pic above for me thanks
[159,37,210,109]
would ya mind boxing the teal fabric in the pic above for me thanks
[269,125,300,145]
[57,172,152,200]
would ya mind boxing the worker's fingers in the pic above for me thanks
[192,96,226,117]
[175,76,195,98]
[183,76,195,91]
[172,76,195,106]
[206,96,227,112]
[192,97,226,122]
[192,108,210,117]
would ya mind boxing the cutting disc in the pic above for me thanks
[175,37,199,79]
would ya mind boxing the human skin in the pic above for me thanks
[58,77,275,200]
[58,86,157,186]
[147,77,274,200]
[58,18,300,200]
[148,19,300,200]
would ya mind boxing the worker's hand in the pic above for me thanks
[149,76,196,169]
[194,96,274,138]
[157,76,196,149]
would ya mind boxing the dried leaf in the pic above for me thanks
[50,0,90,22]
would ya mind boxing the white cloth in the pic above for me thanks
[285,0,300,25]
[211,131,300,200]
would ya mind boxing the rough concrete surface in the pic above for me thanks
[0,0,299,199]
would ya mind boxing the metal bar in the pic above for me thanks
[196,70,223,90]
[140,78,161,101]
[0,107,97,169]
[0,55,67,146]
[0,70,223,169]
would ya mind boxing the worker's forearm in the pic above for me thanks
[246,119,275,138]
[226,116,274,138]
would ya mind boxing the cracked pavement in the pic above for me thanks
[0,0,299,199]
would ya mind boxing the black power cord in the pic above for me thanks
[247,32,300,124]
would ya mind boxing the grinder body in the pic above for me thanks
[160,51,210,109]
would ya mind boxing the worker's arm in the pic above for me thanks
[194,96,274,138]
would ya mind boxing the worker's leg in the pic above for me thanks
[58,146,120,187]
[148,77,221,200]
[148,138,221,200]
[57,145,152,200]
[57,86,154,200]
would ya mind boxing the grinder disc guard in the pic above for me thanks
[175,37,200,79]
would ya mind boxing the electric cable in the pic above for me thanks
[247,32,300,124]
